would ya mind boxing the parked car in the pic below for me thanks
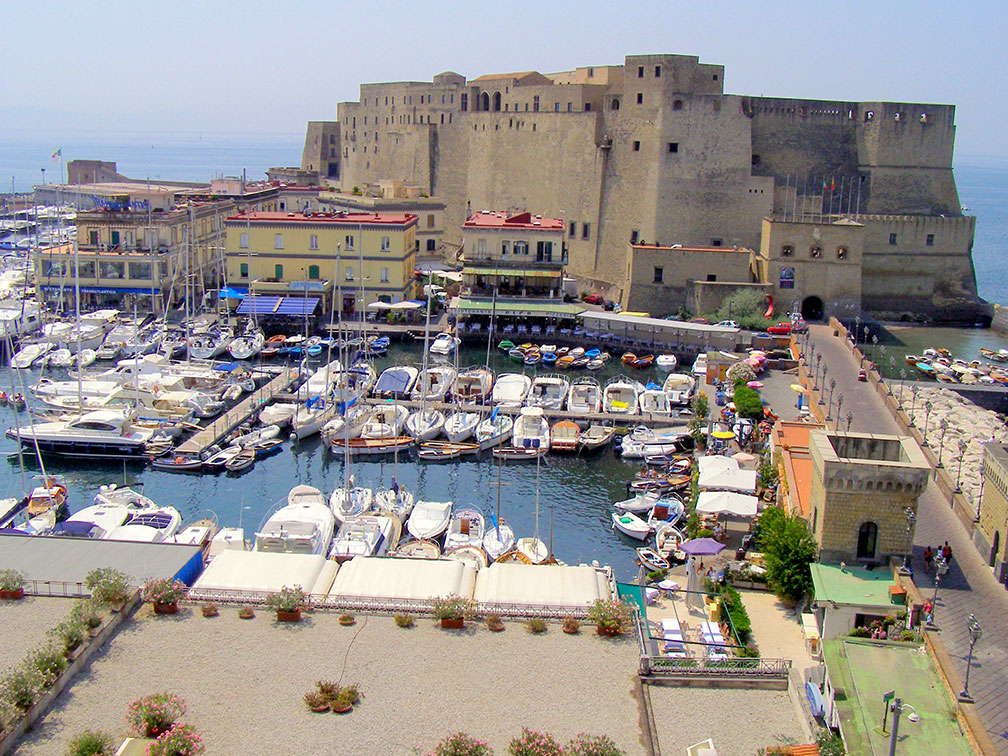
[582,293,604,305]
[690,317,710,325]
[603,299,616,311]
[767,322,792,335]
[716,320,740,329]
[858,368,868,382]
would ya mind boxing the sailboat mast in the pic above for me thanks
[335,243,350,493]
[485,285,496,369]
[73,233,82,409]
[495,441,502,540]
[5,334,28,495]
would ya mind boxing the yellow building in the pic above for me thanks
[978,442,1008,581]
[224,211,417,316]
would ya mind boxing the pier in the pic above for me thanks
[174,367,300,455]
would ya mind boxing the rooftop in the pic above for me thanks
[809,563,899,608]
[225,211,417,227]
[630,242,752,253]
[772,420,827,519]
[450,297,583,318]
[823,638,972,755]
[463,211,564,232]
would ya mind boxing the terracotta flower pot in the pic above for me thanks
[0,588,24,600]
[332,702,353,714]
[563,626,579,635]
[596,625,620,637]
[153,601,177,615]
[277,609,301,622]
[440,617,464,629]
[339,616,355,626]
[309,703,330,713]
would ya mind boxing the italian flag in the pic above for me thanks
[51,148,61,160]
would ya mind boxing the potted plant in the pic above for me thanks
[141,578,187,615]
[562,617,580,635]
[316,680,340,704]
[1,666,37,713]
[146,722,204,756]
[48,619,86,657]
[485,612,504,632]
[394,613,414,628]
[565,733,625,756]
[65,729,114,756]
[586,597,635,637]
[339,613,356,626]
[127,692,187,738]
[527,618,547,634]
[201,602,218,618]
[431,595,472,629]
[70,599,103,637]
[429,733,493,756]
[30,643,68,686]
[304,689,330,713]
[238,606,255,620]
[265,585,306,622]
[0,569,26,600]
[331,688,354,714]
[508,728,563,756]
[84,568,131,610]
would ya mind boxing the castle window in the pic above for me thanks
[427,239,437,252]
[712,73,718,81]
[926,233,934,246]
[889,233,898,245]
[555,102,560,112]
[837,246,848,260]
[751,154,761,166]
[638,66,644,78]
[668,142,678,153]
[427,214,435,228]
[611,98,620,111]
[631,230,639,244]
[673,100,683,110]
[856,521,878,559]
[781,245,793,257]
[706,274,717,281]
[239,263,248,278]
[636,92,643,105]
[501,241,509,256]
[567,102,572,112]
[810,246,822,259]
[461,93,467,111]
[655,65,661,77]
[514,241,528,256]
[569,222,576,238]
[582,223,590,240]
[492,92,501,111]
[653,266,663,283]
[274,234,283,250]
[584,103,591,112]
[633,140,640,152]
[533,95,540,112]
[711,239,722,247]
[239,232,248,249]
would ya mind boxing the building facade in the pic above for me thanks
[977,442,1008,581]
[300,53,980,323]
[461,211,565,298]
[223,211,417,316]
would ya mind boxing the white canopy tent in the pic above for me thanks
[698,455,758,493]
[327,556,476,602]
[366,301,392,310]
[191,551,333,598]
[473,563,614,612]
[696,490,759,517]
[390,300,423,311]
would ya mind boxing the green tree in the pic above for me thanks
[732,386,764,420]
[708,288,772,329]
[692,392,709,421]
[758,506,816,604]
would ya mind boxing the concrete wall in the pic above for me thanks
[622,244,753,314]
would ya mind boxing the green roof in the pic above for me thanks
[823,638,972,756]
[460,267,561,279]
[810,563,898,608]
[450,297,584,318]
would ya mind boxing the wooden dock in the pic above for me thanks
[175,367,300,455]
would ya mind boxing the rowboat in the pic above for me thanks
[611,510,651,540]
[550,420,580,452]
[392,539,441,559]
[348,436,414,456]
[578,424,616,451]
[151,454,203,473]
[628,354,654,369]
[224,448,255,472]
[497,340,515,352]
[416,441,479,461]
[636,547,670,571]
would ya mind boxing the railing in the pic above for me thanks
[25,580,88,598]
[644,655,792,679]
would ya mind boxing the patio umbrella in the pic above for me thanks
[711,430,735,440]
[680,537,728,556]
[789,383,807,393]
[366,301,392,310]
[746,380,764,388]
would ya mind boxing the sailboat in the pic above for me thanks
[405,289,446,441]
[514,441,549,564]
[482,450,515,561]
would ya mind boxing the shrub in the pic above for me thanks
[692,392,709,421]
[0,569,26,591]
[586,598,635,635]
[316,680,340,703]
[127,692,187,738]
[394,613,414,628]
[430,732,494,756]
[816,729,846,756]
[84,568,131,608]
[758,506,816,604]
[899,630,918,642]
[564,733,626,756]
[508,728,563,756]
[732,385,764,420]
[340,683,360,705]
[339,613,356,625]
[146,722,204,756]
[719,587,752,645]
[562,617,579,634]
[644,568,667,584]
[431,594,473,620]
[200,602,218,618]
[238,606,254,619]
[48,619,86,655]
[264,585,306,613]
[65,729,114,756]
[527,618,547,634]
[0,665,38,713]
[30,644,68,686]
[304,690,329,711]
[847,626,871,638]
[758,453,780,489]
[485,613,504,631]
[70,599,103,630]
[726,361,757,387]
[141,578,186,605]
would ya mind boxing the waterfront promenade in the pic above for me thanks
[806,323,1008,754]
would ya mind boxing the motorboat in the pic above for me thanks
[655,354,678,371]
[6,409,154,458]
[525,374,570,410]
[259,402,298,428]
[231,424,280,448]
[444,545,489,571]
[168,518,219,552]
[566,376,602,414]
[443,507,485,551]
[122,326,164,358]
[515,537,549,564]
[490,373,531,408]
[223,448,255,472]
[603,375,641,415]
[550,420,580,452]
[373,485,415,520]
[453,366,495,403]
[654,522,687,557]
[47,348,73,368]
[360,404,409,439]
[254,485,335,555]
[405,407,446,442]
[406,499,453,541]
[298,359,344,399]
[482,517,516,562]
[511,406,550,453]
[429,333,460,357]
[663,373,696,405]
[619,427,691,459]
[373,365,419,399]
[611,510,651,540]
[106,504,183,543]
[578,424,616,451]
[691,354,708,378]
[203,444,243,471]
[475,413,513,450]
[614,490,661,514]
[392,539,441,559]
[11,341,53,369]
[639,388,672,417]
[411,365,457,403]
[647,497,686,527]
[17,477,69,533]
[228,327,265,360]
[330,481,374,524]
[260,334,286,359]
[329,514,396,561]
[443,411,481,442]
[159,328,188,359]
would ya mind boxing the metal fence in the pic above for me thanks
[643,655,792,679]
[25,580,88,599]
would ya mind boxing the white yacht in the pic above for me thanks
[638,388,673,417]
[11,341,52,369]
[329,481,374,524]
[490,373,531,408]
[188,328,232,360]
[6,410,154,458]
[482,518,516,562]
[429,332,460,357]
[259,401,298,428]
[105,504,183,543]
[603,375,641,415]
[329,515,395,561]
[254,485,335,555]
[51,483,158,539]
[298,359,343,399]
[452,366,495,403]
[406,499,453,541]
[228,327,265,360]
[122,326,164,358]
[662,373,696,406]
[443,507,485,552]
[525,374,570,410]
[411,365,457,403]
[566,376,602,413]
[511,406,551,452]
[360,404,409,439]
[443,411,481,443]
[475,413,513,450]
[373,365,419,399]
[373,486,415,520]
[322,404,368,447]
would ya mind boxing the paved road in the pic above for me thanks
[807,323,1008,753]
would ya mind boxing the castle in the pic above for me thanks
[299,53,982,323]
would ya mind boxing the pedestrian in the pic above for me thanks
[941,541,952,563]
[924,545,933,573]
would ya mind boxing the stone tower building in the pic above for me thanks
[301,53,981,323]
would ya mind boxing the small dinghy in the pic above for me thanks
[611,510,651,540]
[225,447,255,473]
[636,546,670,571]
[152,454,203,473]
[203,444,243,471]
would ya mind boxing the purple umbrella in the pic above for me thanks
[679,537,727,556]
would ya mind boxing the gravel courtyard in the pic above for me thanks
[11,606,648,756]
[0,597,75,672]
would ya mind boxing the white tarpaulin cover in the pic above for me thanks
[327,556,476,602]
[698,455,758,493]
[473,563,613,611]
[696,490,759,517]
[192,550,329,596]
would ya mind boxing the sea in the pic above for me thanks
[0,135,1006,578]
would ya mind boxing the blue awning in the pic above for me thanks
[236,295,319,316]
[236,296,281,315]
[219,286,249,299]
[274,297,320,315]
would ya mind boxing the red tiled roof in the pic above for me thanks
[226,211,416,226]
[463,211,564,231]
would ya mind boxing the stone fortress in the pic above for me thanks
[299,53,982,323]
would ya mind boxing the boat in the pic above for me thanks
[491,373,532,408]
[254,485,335,555]
[188,328,232,360]
[443,411,481,442]
[497,339,515,352]
[570,356,589,369]
[122,327,164,358]
[392,539,441,559]
[417,441,475,461]
[523,351,541,367]
[636,547,670,571]
[566,376,602,413]
[619,428,690,459]
[452,366,495,403]
[322,404,368,445]
[11,341,53,369]
[475,412,513,450]
[106,503,183,543]
[231,424,280,448]
[151,454,203,473]
[615,491,661,514]
[556,355,574,369]
[542,352,558,367]
[348,436,414,455]
[290,398,337,440]
[603,375,641,415]
[525,374,570,410]
[6,410,154,458]
[429,333,460,357]
[515,537,549,564]
[360,403,409,439]
[629,354,654,369]
[261,334,286,359]
[511,406,550,453]
[373,365,419,399]
[47,348,73,367]
[655,354,678,371]
[167,518,219,553]
[406,499,453,541]
[329,514,396,561]
[508,347,526,363]
[611,510,651,540]
[330,479,374,524]
[405,407,446,442]
[21,477,68,532]
[550,420,581,452]
[250,437,284,458]
[50,486,146,539]
[159,328,188,360]
[412,365,457,402]
[444,507,485,551]
[224,448,255,472]
[578,424,616,451]
[654,523,686,557]
[444,545,489,571]
[915,362,936,377]
[373,485,415,520]
[638,387,672,417]
[646,497,686,527]
[482,516,516,562]
[228,327,265,361]
[203,444,243,471]
[662,373,696,405]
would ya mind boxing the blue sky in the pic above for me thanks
[2,0,1006,158]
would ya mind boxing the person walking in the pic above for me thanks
[941,541,952,564]
[924,545,933,573]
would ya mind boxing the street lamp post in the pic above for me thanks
[871,334,879,367]
[910,385,919,425]
[958,614,983,703]
[845,410,853,432]
[926,554,948,629]
[922,400,933,446]
[728,299,734,324]
[903,506,916,571]
[854,314,860,345]
[836,394,844,430]
[887,698,919,756]
[815,353,822,390]
[936,418,949,468]
[827,378,836,418]
[956,439,968,493]
[899,368,907,406]
[819,365,828,405]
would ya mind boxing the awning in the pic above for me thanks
[698,455,758,493]
[390,300,422,310]
[219,286,249,299]
[696,490,759,517]
[367,301,392,310]
[236,295,320,316]
[461,267,562,279]
[449,297,584,319]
